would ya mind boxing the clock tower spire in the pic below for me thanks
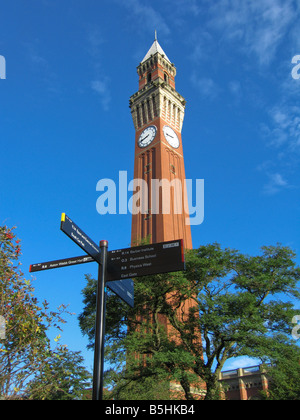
[130,38,192,249]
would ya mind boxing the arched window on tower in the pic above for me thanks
[147,72,152,84]
[164,72,169,84]
[137,106,142,128]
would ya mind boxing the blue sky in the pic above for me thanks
[1,0,299,373]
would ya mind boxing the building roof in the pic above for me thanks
[141,39,171,64]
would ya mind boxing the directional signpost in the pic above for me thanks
[30,255,94,273]
[106,279,134,308]
[60,213,101,264]
[107,240,185,281]
[29,213,186,401]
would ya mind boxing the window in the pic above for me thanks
[137,106,141,128]
[144,163,151,174]
[144,209,152,221]
[147,99,152,121]
[164,73,169,83]
[141,103,147,125]
[152,95,158,117]
[147,72,152,83]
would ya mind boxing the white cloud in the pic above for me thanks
[86,27,112,111]
[24,40,61,94]
[188,30,214,64]
[190,72,220,100]
[264,105,300,150]
[263,172,289,195]
[87,27,105,60]
[259,104,300,195]
[166,0,202,19]
[207,0,297,65]
[91,79,111,111]
[121,0,170,38]
[228,80,242,101]
[222,356,262,372]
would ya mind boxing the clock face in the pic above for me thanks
[138,125,157,148]
[163,125,180,149]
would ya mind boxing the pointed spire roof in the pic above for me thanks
[141,34,171,64]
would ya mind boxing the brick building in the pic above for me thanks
[219,365,269,400]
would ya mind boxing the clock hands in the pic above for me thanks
[139,126,178,149]
[138,126,157,148]
[141,134,150,142]
[163,126,179,148]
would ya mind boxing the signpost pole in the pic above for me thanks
[92,240,108,401]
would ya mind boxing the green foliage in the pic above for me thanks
[26,345,92,400]
[0,225,91,399]
[79,242,300,400]
[263,343,300,400]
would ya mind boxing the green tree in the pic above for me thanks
[79,243,300,400]
[0,225,91,399]
[26,345,92,400]
[261,342,300,400]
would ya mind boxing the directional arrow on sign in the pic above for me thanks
[29,255,94,273]
[60,213,101,264]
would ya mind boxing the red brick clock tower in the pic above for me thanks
[129,37,204,397]
[129,36,193,250]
